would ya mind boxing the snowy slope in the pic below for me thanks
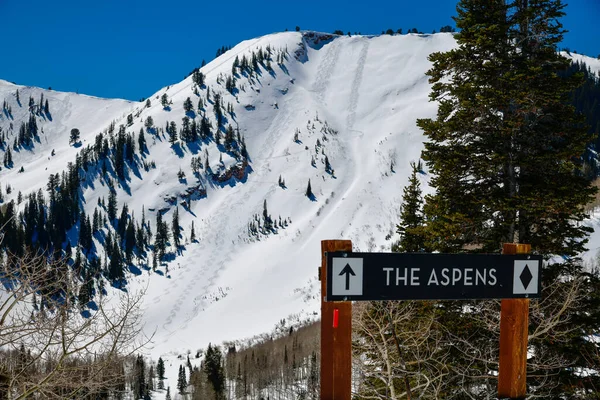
[562,52,600,76]
[116,31,457,357]
[0,79,135,197]
[2,32,599,364]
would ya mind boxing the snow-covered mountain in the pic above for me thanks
[1,31,599,360]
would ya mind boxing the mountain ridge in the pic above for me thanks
[1,31,599,359]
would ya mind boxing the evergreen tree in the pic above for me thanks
[69,128,80,145]
[190,221,196,242]
[413,0,599,396]
[224,124,235,151]
[157,357,166,381]
[138,128,146,154]
[204,344,225,399]
[165,387,171,400]
[133,355,147,400]
[107,190,117,223]
[183,97,194,113]
[154,212,170,260]
[168,121,178,144]
[172,207,181,248]
[306,179,313,198]
[393,161,426,252]
[213,92,223,126]
[262,199,272,231]
[108,240,124,283]
[3,147,12,167]
[145,115,154,131]
[161,93,169,108]
[177,364,187,395]
[419,0,594,255]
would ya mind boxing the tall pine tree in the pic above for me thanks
[393,161,426,252]
[414,0,600,396]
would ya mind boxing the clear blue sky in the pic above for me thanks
[1,0,597,101]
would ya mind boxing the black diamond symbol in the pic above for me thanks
[520,264,533,290]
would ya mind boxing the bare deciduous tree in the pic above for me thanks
[352,272,597,399]
[0,248,150,399]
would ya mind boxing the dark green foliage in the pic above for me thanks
[204,344,225,399]
[183,97,193,113]
[324,156,332,173]
[224,124,235,151]
[306,179,312,198]
[562,61,600,177]
[117,203,129,239]
[190,221,196,242]
[138,128,146,154]
[107,190,117,223]
[161,93,169,109]
[154,212,170,260]
[168,121,178,144]
[177,364,187,395]
[192,69,205,86]
[419,0,594,256]
[107,237,124,283]
[79,212,93,253]
[133,355,148,400]
[215,45,231,58]
[3,147,12,167]
[262,199,272,231]
[172,207,180,249]
[414,0,600,396]
[145,116,154,131]
[225,76,236,93]
[213,93,223,127]
[393,162,426,252]
[157,357,166,388]
[69,128,80,145]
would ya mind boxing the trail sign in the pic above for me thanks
[326,252,542,301]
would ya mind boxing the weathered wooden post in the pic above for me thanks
[320,242,539,400]
[498,243,531,399]
[320,240,352,400]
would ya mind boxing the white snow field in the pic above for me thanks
[2,31,600,369]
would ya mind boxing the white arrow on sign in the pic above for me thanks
[513,260,539,295]
[331,257,363,296]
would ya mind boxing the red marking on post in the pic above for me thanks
[321,240,352,400]
[333,308,339,328]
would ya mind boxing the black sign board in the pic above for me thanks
[326,252,542,301]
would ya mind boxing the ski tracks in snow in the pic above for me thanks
[156,95,296,341]
[300,40,370,248]
[346,41,369,131]
[312,39,342,106]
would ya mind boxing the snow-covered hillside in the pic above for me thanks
[562,52,600,76]
[2,31,599,362]
[0,79,135,195]
[126,31,457,357]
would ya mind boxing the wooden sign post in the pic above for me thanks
[320,240,352,400]
[320,241,538,400]
[498,243,531,399]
